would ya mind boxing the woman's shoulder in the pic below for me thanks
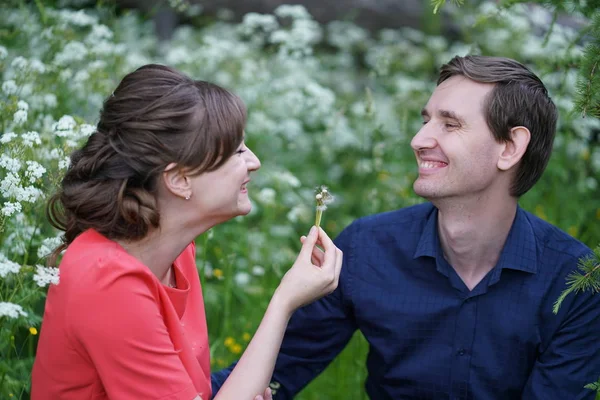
[59,229,154,290]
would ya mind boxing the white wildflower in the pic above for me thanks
[0,302,28,319]
[59,69,73,81]
[57,9,98,27]
[58,157,71,170]
[0,45,7,60]
[37,236,63,259]
[0,155,22,173]
[53,115,77,137]
[86,24,113,43]
[1,201,22,217]
[79,124,95,137]
[48,148,63,160]
[88,60,107,71]
[274,4,311,20]
[21,131,41,147]
[25,161,46,183]
[234,271,251,287]
[240,13,279,36]
[16,185,42,203]
[13,109,27,125]
[11,56,28,70]
[44,93,57,108]
[53,41,88,65]
[0,253,21,277]
[33,265,60,287]
[251,265,265,276]
[286,204,311,223]
[17,100,29,111]
[0,132,17,144]
[256,188,276,205]
[0,172,20,197]
[29,58,46,74]
[273,170,301,188]
[2,80,18,95]
[74,70,90,83]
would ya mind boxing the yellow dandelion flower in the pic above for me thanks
[242,332,251,342]
[224,337,235,348]
[231,344,243,354]
[213,268,224,279]
[217,358,226,367]
[29,327,38,335]
[567,226,578,238]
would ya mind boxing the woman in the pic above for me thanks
[31,64,342,400]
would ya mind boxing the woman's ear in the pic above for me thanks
[497,126,531,171]
[162,162,192,200]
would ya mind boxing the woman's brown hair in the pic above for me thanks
[47,64,246,265]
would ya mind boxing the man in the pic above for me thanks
[213,55,600,399]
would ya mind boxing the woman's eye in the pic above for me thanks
[236,149,246,154]
[445,124,459,129]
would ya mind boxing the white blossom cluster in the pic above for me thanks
[33,265,60,287]
[0,302,28,319]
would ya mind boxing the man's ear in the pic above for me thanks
[162,162,192,200]
[498,126,531,171]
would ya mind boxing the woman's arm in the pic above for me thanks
[213,227,342,400]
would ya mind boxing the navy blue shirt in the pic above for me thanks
[213,203,600,399]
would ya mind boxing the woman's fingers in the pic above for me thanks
[317,227,337,274]
[300,236,326,266]
[297,226,318,261]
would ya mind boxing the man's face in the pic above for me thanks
[411,75,505,202]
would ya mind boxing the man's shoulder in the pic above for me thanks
[523,209,592,260]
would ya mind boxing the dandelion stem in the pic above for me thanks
[315,209,323,228]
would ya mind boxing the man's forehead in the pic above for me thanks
[424,76,493,115]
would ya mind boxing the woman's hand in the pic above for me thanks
[274,226,343,315]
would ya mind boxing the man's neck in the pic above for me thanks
[434,196,518,290]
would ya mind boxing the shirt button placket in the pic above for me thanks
[450,296,477,397]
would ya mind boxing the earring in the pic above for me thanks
[185,195,190,200]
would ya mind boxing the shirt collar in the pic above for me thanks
[413,205,538,274]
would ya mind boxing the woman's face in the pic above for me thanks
[187,140,261,224]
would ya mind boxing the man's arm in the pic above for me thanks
[523,253,600,400]
[212,223,359,399]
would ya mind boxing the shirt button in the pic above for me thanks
[457,349,466,356]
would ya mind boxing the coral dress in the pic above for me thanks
[32,229,211,400]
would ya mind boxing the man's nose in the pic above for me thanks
[411,123,438,152]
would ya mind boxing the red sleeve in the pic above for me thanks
[69,262,199,400]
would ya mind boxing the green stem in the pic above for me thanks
[315,209,322,228]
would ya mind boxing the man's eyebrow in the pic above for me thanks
[439,109,466,124]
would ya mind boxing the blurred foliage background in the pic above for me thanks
[0,0,599,398]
